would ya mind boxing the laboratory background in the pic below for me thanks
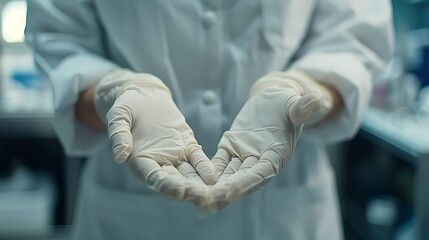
[0,0,428,239]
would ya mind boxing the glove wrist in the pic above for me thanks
[250,71,334,125]
[94,69,171,119]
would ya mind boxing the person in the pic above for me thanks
[25,0,393,239]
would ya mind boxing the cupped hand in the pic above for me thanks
[207,87,324,211]
[95,70,218,207]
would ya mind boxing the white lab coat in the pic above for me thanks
[26,0,393,239]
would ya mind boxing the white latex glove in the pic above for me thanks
[94,69,217,207]
[208,71,333,211]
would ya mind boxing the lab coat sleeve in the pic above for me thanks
[25,0,118,156]
[288,0,394,144]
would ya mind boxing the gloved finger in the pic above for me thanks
[154,174,208,206]
[208,169,265,212]
[207,184,230,212]
[188,149,218,185]
[158,175,208,205]
[106,105,134,163]
[211,149,284,210]
[218,157,242,182]
[238,156,258,171]
[215,170,265,206]
[162,165,206,201]
[177,162,205,184]
[208,157,254,212]
[127,156,171,191]
[288,93,324,126]
[128,156,208,204]
[162,164,183,178]
[249,148,284,180]
[128,156,184,198]
[211,148,232,176]
[183,180,210,207]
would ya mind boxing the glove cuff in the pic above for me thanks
[94,69,172,119]
[250,71,334,125]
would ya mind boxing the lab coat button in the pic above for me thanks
[202,11,217,28]
[203,90,218,105]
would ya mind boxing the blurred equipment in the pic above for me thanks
[0,167,56,236]
[406,29,429,88]
[366,196,399,227]
[0,1,76,240]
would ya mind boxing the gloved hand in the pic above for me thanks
[94,69,217,207]
[208,71,333,211]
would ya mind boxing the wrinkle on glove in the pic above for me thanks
[94,69,217,207]
[251,71,333,125]
[208,72,332,211]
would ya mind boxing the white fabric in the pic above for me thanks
[94,70,217,206]
[26,0,393,239]
[73,148,342,240]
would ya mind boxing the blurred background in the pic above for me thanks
[0,0,428,239]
